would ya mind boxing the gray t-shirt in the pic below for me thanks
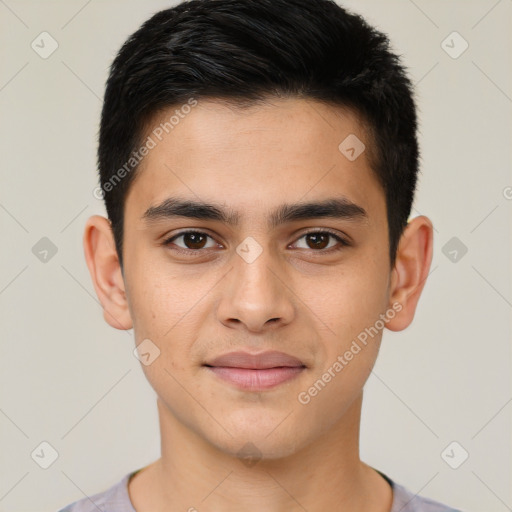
[57,468,463,511]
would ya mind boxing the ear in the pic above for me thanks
[385,215,433,331]
[83,215,133,330]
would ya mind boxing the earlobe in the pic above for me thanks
[385,215,433,332]
[83,215,133,330]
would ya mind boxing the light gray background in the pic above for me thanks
[0,1,511,511]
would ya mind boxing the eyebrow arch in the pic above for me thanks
[141,196,368,229]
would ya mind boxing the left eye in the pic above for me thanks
[292,231,347,251]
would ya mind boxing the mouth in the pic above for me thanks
[203,350,307,391]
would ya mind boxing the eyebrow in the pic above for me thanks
[141,196,368,229]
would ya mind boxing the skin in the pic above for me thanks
[83,97,433,512]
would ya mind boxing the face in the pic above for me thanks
[119,98,396,459]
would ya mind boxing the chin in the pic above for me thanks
[205,423,308,463]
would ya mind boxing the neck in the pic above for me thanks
[129,391,393,511]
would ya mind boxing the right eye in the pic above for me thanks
[162,230,221,253]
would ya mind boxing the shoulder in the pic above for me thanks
[56,471,137,512]
[390,477,463,512]
[57,467,464,512]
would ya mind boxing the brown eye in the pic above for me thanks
[305,233,330,250]
[292,230,349,252]
[164,231,217,251]
[181,232,208,249]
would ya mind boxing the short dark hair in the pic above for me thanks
[98,0,419,269]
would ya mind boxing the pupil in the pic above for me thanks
[308,233,328,249]
[185,233,206,249]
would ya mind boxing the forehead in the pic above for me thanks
[125,97,383,224]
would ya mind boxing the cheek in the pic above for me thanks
[305,254,389,345]
[298,266,388,415]
[124,259,218,376]
[125,257,199,334]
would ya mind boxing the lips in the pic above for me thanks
[204,350,306,370]
[203,350,307,391]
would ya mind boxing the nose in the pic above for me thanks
[216,245,295,333]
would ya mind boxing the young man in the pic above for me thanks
[59,0,463,510]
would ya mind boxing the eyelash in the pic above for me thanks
[161,229,350,255]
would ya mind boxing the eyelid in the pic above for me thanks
[162,229,222,251]
[162,228,351,253]
[292,227,351,246]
